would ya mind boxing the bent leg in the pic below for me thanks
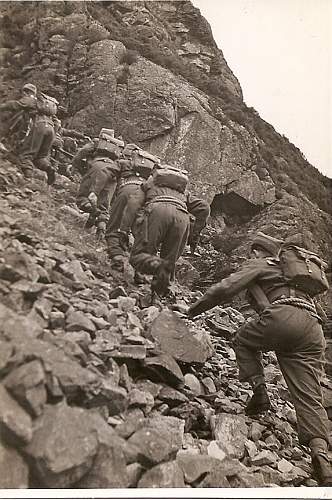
[277,344,329,445]
[130,204,169,275]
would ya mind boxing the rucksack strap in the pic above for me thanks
[248,284,270,311]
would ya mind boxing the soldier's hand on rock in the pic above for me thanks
[170,303,189,316]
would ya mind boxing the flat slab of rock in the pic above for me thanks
[251,450,278,467]
[138,461,185,488]
[150,310,211,364]
[176,453,224,484]
[66,310,96,334]
[86,379,128,416]
[212,413,248,459]
[3,360,47,417]
[0,384,32,447]
[144,354,184,387]
[109,345,146,360]
[159,386,189,407]
[127,416,184,466]
[77,442,129,488]
[0,442,29,488]
[9,336,99,401]
[198,458,247,487]
[0,303,42,340]
[25,402,99,488]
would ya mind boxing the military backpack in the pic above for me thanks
[153,165,189,193]
[278,244,329,296]
[96,128,124,160]
[36,92,58,117]
[131,149,160,179]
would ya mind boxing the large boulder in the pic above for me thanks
[0,384,33,447]
[127,416,184,466]
[138,461,185,488]
[211,413,249,459]
[24,403,99,487]
[149,310,212,364]
[3,360,47,417]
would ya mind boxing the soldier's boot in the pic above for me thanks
[245,382,271,416]
[134,271,149,285]
[35,158,56,186]
[151,260,172,296]
[84,213,96,230]
[310,438,332,486]
[110,255,126,272]
[96,221,107,242]
[46,165,56,186]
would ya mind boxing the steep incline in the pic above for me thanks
[1,157,332,488]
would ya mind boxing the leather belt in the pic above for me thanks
[148,195,187,212]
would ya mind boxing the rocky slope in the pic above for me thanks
[1,160,332,488]
[0,1,332,489]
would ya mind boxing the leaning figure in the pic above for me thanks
[188,232,331,486]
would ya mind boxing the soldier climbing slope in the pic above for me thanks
[187,231,332,486]
[20,90,59,185]
[129,164,210,296]
[72,128,124,240]
[105,143,160,274]
[0,83,38,155]
[1,84,59,184]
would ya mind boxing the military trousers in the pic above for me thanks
[130,202,190,278]
[76,163,117,225]
[19,120,55,175]
[106,183,145,258]
[233,303,329,445]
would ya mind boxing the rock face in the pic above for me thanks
[150,310,213,364]
[0,0,331,491]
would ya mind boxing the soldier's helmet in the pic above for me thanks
[22,83,37,95]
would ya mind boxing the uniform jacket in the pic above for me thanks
[0,95,37,137]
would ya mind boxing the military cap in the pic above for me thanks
[22,83,37,95]
[251,232,284,256]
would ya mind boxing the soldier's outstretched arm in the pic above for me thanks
[188,259,264,318]
[62,128,87,140]
[0,100,22,112]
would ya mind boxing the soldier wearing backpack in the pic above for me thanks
[0,83,38,155]
[187,232,332,486]
[105,143,161,273]
[19,90,59,184]
[72,129,124,240]
[129,165,210,295]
